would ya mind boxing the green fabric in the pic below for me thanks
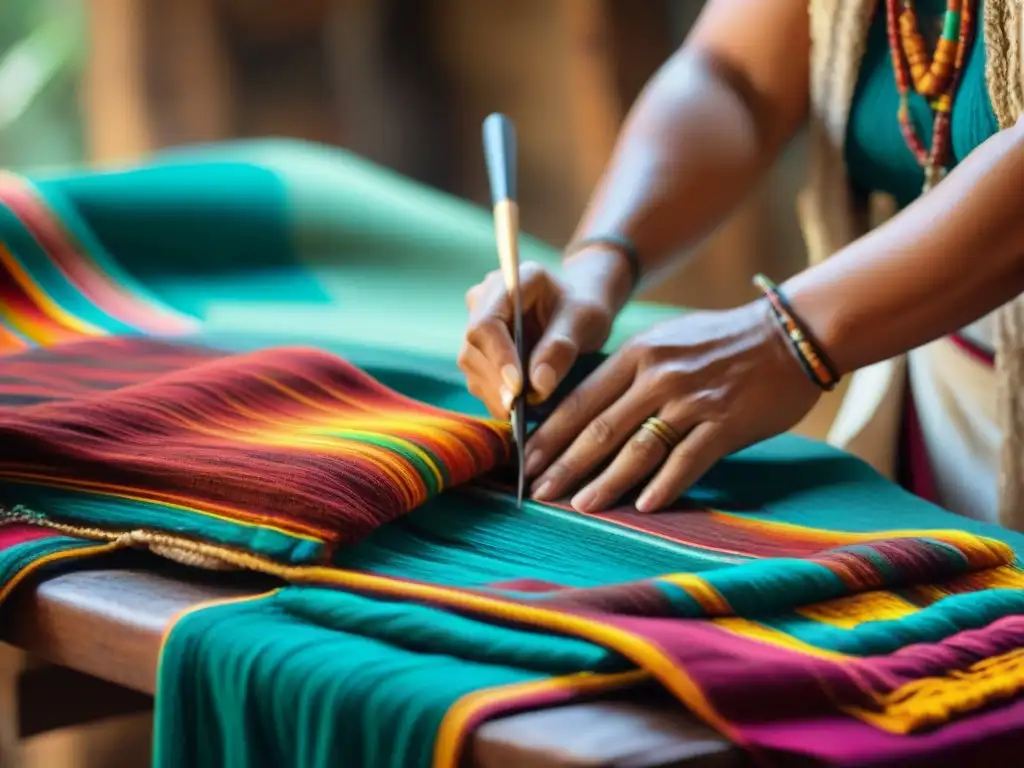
[847,0,1000,207]
[35,141,679,357]
[155,587,623,768]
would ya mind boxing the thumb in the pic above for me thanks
[526,312,582,402]
[529,300,613,402]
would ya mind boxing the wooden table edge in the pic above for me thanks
[0,567,742,767]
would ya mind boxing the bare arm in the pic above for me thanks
[461,0,813,414]
[788,117,1024,374]
[568,0,811,311]
[521,123,1024,514]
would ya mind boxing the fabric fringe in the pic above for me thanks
[0,505,239,571]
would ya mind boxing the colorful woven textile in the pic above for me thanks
[0,337,510,564]
[2,143,1024,768]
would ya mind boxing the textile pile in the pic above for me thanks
[1,148,1023,767]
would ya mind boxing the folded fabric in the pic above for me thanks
[0,337,510,565]
[152,472,1024,768]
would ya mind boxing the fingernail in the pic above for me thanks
[524,449,545,477]
[501,364,521,393]
[531,363,557,398]
[500,387,514,412]
[571,487,599,514]
[635,489,656,513]
[532,480,554,501]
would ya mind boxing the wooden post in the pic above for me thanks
[0,645,25,768]
[146,0,235,147]
[561,0,623,208]
[82,0,154,164]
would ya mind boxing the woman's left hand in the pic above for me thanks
[525,300,822,513]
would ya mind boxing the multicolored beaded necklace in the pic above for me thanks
[885,0,978,191]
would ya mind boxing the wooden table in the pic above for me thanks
[0,565,744,767]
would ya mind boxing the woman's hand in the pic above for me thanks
[525,300,821,513]
[458,249,631,418]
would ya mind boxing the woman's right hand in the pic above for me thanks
[458,250,629,420]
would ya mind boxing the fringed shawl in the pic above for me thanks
[799,0,1024,530]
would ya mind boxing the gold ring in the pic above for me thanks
[639,416,682,449]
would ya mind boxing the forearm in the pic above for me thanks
[786,119,1024,374]
[565,51,781,297]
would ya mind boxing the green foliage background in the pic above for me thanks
[0,0,86,170]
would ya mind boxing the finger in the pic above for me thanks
[635,422,725,513]
[465,281,485,310]
[530,375,654,501]
[457,342,509,418]
[525,352,637,482]
[526,307,583,402]
[470,263,553,323]
[466,287,521,401]
[527,327,576,403]
[467,265,556,398]
[529,301,611,403]
[570,409,696,514]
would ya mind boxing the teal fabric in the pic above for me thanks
[847,0,1000,207]
[155,587,625,768]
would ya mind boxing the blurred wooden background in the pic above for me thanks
[80,0,809,308]
[3,2,810,766]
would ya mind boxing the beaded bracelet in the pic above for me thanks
[564,235,642,290]
[753,273,840,392]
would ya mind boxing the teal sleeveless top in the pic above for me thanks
[846,0,1000,208]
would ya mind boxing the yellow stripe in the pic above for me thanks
[150,385,468,492]
[710,617,849,661]
[117,402,434,494]
[797,591,919,629]
[659,574,733,615]
[842,646,1024,734]
[434,669,650,768]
